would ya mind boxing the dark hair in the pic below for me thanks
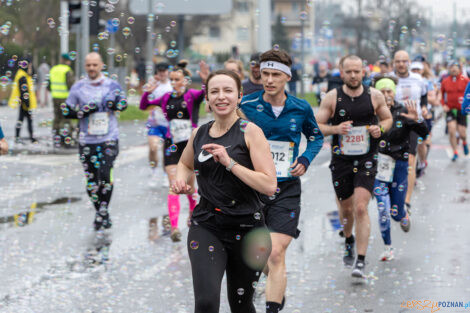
[259,49,292,67]
[372,74,398,88]
[172,59,192,77]
[205,69,242,98]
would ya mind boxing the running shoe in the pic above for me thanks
[452,153,458,162]
[379,246,394,261]
[148,217,159,241]
[94,213,112,231]
[463,143,469,156]
[400,214,411,232]
[416,161,426,178]
[343,242,355,267]
[351,260,366,278]
[170,228,181,242]
[405,203,411,216]
[149,169,158,188]
[162,174,169,188]
[162,215,171,236]
[339,230,344,238]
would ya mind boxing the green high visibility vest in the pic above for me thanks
[50,64,72,99]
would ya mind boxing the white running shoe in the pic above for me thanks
[149,169,158,188]
[162,172,169,188]
[379,246,394,261]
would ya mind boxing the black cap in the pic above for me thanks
[249,52,261,65]
[155,62,169,71]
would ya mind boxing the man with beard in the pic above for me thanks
[242,52,264,95]
[316,55,392,278]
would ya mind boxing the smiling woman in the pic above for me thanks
[171,69,276,313]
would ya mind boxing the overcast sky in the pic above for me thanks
[418,0,470,22]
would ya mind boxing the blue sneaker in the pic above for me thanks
[463,144,469,156]
[452,153,458,162]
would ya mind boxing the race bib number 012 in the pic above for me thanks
[170,119,192,143]
[376,153,396,183]
[268,140,294,178]
[88,112,110,136]
[340,126,370,155]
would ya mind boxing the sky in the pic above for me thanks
[418,0,470,23]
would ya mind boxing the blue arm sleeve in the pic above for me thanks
[300,105,324,166]
[462,82,470,115]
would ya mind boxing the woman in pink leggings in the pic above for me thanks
[140,60,209,241]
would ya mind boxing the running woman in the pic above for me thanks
[140,60,210,242]
[241,49,324,312]
[372,75,428,261]
[317,55,392,278]
[172,69,276,313]
[141,62,173,186]
[440,62,469,161]
[62,52,127,231]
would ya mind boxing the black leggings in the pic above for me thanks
[15,107,33,139]
[78,141,119,215]
[188,213,271,313]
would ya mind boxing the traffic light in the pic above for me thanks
[89,0,106,35]
[68,0,81,25]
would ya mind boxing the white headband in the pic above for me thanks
[260,61,292,77]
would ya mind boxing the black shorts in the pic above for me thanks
[446,110,468,127]
[259,179,301,239]
[330,155,377,201]
[163,138,187,166]
[425,118,433,133]
[409,131,419,156]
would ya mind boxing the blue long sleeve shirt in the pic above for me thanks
[241,91,324,182]
[461,81,470,115]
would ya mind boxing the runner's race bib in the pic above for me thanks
[376,153,396,183]
[88,112,109,135]
[268,140,294,178]
[340,126,370,155]
[170,119,192,143]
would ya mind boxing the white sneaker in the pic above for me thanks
[379,246,394,261]
[162,172,169,188]
[149,168,158,188]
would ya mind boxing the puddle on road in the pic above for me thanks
[0,196,81,227]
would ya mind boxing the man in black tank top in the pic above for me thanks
[316,55,393,278]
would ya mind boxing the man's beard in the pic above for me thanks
[345,80,361,90]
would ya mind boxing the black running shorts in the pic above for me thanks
[163,138,187,166]
[446,110,468,127]
[329,155,377,201]
[259,179,301,239]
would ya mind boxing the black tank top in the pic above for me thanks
[166,95,190,120]
[331,85,378,159]
[193,119,262,216]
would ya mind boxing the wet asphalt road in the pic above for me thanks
[1,105,470,313]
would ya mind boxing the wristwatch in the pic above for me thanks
[226,158,238,172]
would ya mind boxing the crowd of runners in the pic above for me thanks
[2,45,469,313]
